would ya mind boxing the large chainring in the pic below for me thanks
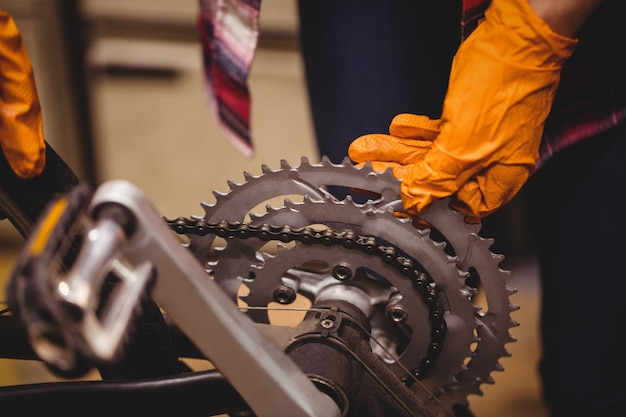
[184,156,518,413]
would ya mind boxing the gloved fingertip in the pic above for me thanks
[391,113,439,129]
[348,134,389,161]
[464,214,482,224]
[389,114,441,140]
[392,211,409,219]
[347,139,366,162]
[3,142,46,179]
[12,156,45,179]
[369,160,395,174]
[448,196,483,224]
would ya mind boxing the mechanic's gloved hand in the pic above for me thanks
[349,0,577,222]
[0,9,45,179]
[349,113,440,178]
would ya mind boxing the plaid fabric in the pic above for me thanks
[461,0,489,40]
[197,0,261,157]
[539,87,626,167]
[536,0,626,167]
[200,0,626,168]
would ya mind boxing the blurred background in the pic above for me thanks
[0,1,547,416]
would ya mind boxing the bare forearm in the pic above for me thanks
[528,0,605,37]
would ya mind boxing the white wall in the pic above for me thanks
[83,0,318,219]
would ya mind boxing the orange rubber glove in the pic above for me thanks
[349,0,577,222]
[0,9,45,178]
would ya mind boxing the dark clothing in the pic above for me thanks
[529,122,626,417]
[298,1,626,416]
[298,1,461,164]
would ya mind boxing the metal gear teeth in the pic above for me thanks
[197,155,402,225]
[239,195,479,404]
[183,156,518,413]
[440,236,518,407]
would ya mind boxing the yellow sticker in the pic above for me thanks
[29,198,68,257]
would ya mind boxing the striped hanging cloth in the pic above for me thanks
[197,0,261,157]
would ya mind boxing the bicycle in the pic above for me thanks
[0,143,517,417]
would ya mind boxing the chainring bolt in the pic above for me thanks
[331,263,353,281]
[272,285,297,304]
[385,303,408,323]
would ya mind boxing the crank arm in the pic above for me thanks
[10,180,340,417]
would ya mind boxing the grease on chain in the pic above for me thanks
[166,216,446,379]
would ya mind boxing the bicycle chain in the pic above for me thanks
[163,158,516,412]
[166,216,446,379]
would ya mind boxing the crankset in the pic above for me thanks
[5,155,517,417]
[173,156,518,415]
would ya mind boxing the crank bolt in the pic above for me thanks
[331,263,353,281]
[386,304,408,323]
[320,318,335,329]
[273,285,296,304]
